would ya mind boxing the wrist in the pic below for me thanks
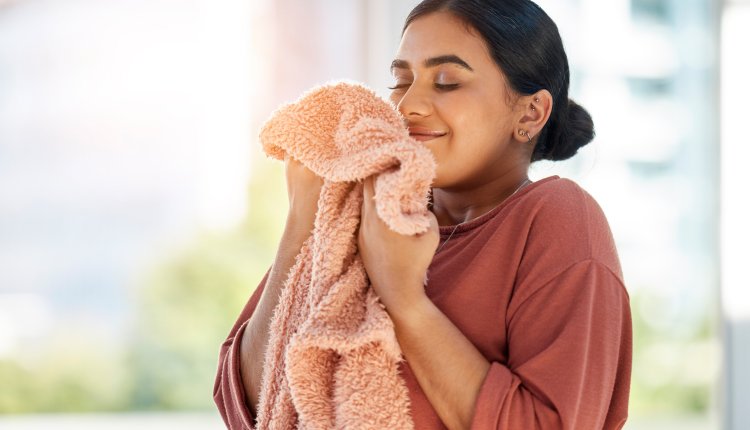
[385,290,432,329]
[284,212,315,239]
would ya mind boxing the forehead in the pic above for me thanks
[396,11,493,68]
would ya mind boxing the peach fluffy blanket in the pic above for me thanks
[255,81,436,429]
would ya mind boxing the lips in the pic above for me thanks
[408,126,447,141]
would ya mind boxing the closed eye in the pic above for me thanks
[387,83,460,91]
[435,83,459,91]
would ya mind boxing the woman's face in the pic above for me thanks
[390,11,525,188]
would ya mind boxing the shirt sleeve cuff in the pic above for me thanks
[225,320,257,429]
[470,361,515,430]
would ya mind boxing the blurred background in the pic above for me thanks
[0,0,747,428]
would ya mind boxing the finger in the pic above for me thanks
[367,175,376,200]
[428,210,439,232]
[362,176,372,200]
[360,179,370,216]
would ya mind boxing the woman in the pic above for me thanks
[214,1,632,429]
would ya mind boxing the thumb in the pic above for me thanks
[427,208,439,229]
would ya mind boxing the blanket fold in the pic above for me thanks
[256,80,436,430]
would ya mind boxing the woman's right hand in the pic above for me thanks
[284,154,324,235]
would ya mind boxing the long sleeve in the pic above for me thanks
[469,259,632,430]
[213,266,272,430]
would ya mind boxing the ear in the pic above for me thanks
[514,89,553,144]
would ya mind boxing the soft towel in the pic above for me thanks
[255,80,437,429]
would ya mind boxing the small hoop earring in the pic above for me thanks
[519,130,532,143]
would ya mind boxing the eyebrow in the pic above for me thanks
[390,55,474,73]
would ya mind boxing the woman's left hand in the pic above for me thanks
[357,175,440,316]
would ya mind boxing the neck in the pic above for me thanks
[430,172,530,227]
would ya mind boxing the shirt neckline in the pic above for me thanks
[437,175,560,236]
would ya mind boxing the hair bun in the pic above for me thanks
[541,99,595,161]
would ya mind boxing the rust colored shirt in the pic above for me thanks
[214,175,632,429]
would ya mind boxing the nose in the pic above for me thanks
[394,84,433,119]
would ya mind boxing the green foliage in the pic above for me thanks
[128,230,268,409]
[126,157,286,410]
[629,288,720,416]
[0,337,132,413]
[0,156,287,413]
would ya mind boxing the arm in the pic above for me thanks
[214,151,322,428]
[390,295,490,430]
[213,216,313,429]
[389,259,632,430]
[240,220,312,415]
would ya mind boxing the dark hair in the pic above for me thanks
[403,0,595,162]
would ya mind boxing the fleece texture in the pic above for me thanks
[254,80,436,430]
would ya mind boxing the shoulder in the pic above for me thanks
[526,176,599,219]
[515,176,623,284]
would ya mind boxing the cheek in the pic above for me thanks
[436,92,502,142]
[433,93,473,132]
